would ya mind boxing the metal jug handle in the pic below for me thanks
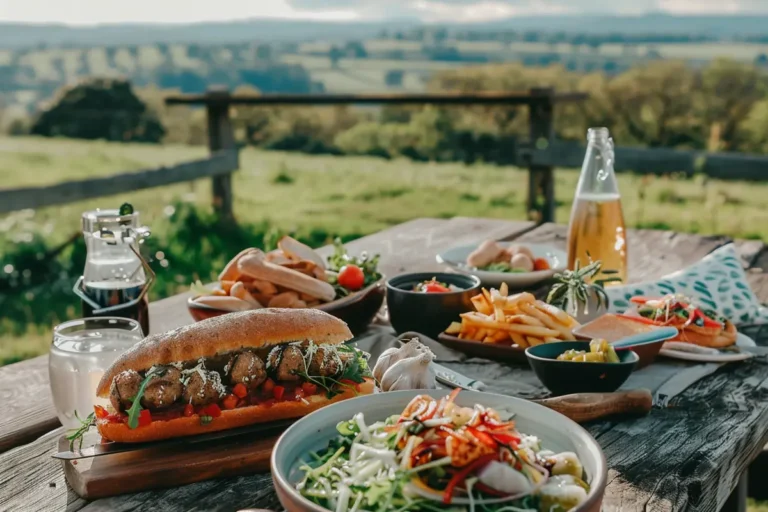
[72,243,156,315]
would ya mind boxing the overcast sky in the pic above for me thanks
[2,0,767,25]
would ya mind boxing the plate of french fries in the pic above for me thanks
[439,283,581,362]
[187,236,385,334]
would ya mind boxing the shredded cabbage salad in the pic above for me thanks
[296,390,590,512]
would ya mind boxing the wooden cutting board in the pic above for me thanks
[59,428,282,500]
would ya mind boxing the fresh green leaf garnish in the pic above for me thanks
[119,203,134,216]
[126,367,165,429]
[481,262,525,273]
[190,279,214,297]
[66,411,96,451]
[326,238,381,299]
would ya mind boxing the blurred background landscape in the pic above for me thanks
[4,0,768,380]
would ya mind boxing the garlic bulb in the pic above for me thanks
[372,338,428,383]
[379,351,436,392]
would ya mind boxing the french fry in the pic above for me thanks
[484,336,495,343]
[526,336,545,347]
[504,292,536,310]
[544,337,561,343]
[461,313,559,337]
[510,332,528,348]
[445,322,462,335]
[536,301,579,327]
[481,288,493,305]
[520,303,573,340]
[471,294,493,315]
[474,328,489,340]
[499,282,509,297]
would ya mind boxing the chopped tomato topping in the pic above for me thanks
[94,405,109,419]
[203,404,222,418]
[261,398,276,408]
[301,382,318,396]
[222,394,238,410]
[137,409,152,427]
[424,282,451,293]
[232,383,248,399]
[273,385,286,401]
[262,378,275,395]
[183,404,194,417]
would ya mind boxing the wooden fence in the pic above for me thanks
[4,88,768,223]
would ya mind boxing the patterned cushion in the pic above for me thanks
[604,243,768,326]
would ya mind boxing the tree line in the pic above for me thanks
[10,59,768,160]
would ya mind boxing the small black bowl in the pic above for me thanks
[525,341,638,395]
[386,272,482,338]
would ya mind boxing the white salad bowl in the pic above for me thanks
[436,242,567,288]
[270,389,607,512]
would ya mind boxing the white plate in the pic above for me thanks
[436,242,567,287]
[658,332,756,362]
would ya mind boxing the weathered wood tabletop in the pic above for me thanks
[1,217,766,512]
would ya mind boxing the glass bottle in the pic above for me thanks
[73,207,154,335]
[566,127,628,285]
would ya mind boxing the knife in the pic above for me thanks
[432,362,486,391]
[53,418,295,461]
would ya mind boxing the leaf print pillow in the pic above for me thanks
[604,243,768,326]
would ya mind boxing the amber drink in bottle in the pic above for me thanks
[567,128,627,285]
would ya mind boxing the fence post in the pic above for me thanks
[205,88,235,220]
[527,88,555,224]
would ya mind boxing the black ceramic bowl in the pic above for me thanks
[386,272,482,338]
[526,341,639,395]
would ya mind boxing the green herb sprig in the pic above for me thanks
[547,257,622,317]
[66,411,96,451]
[126,367,166,429]
[297,345,370,398]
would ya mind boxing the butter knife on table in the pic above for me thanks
[432,362,486,391]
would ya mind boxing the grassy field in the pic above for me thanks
[2,134,768,361]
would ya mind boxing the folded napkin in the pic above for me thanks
[603,243,768,325]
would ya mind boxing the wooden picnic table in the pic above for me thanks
[1,217,767,512]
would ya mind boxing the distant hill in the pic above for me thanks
[2,14,768,48]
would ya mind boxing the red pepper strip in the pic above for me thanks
[467,427,497,449]
[439,425,466,441]
[446,388,461,405]
[474,482,510,497]
[616,313,661,326]
[399,396,428,423]
[443,453,497,504]
[694,308,723,328]
[418,400,438,422]
[490,432,520,448]
[629,296,653,304]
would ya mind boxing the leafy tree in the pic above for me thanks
[344,41,367,59]
[30,78,165,142]
[329,45,344,69]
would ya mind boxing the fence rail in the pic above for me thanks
[0,150,238,214]
[3,88,768,220]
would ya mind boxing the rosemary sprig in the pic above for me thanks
[66,411,96,451]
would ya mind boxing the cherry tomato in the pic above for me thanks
[137,409,152,427]
[183,404,195,417]
[222,394,238,410]
[262,378,275,395]
[301,382,318,396]
[273,385,286,401]
[533,258,550,271]
[423,282,450,293]
[338,264,365,291]
[232,383,248,399]
[93,405,109,419]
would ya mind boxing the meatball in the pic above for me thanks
[141,367,183,410]
[110,369,141,412]
[229,351,267,389]
[183,370,224,406]
[308,347,343,377]
[267,345,304,381]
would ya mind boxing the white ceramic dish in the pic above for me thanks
[658,332,756,362]
[436,242,567,287]
[271,389,607,512]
